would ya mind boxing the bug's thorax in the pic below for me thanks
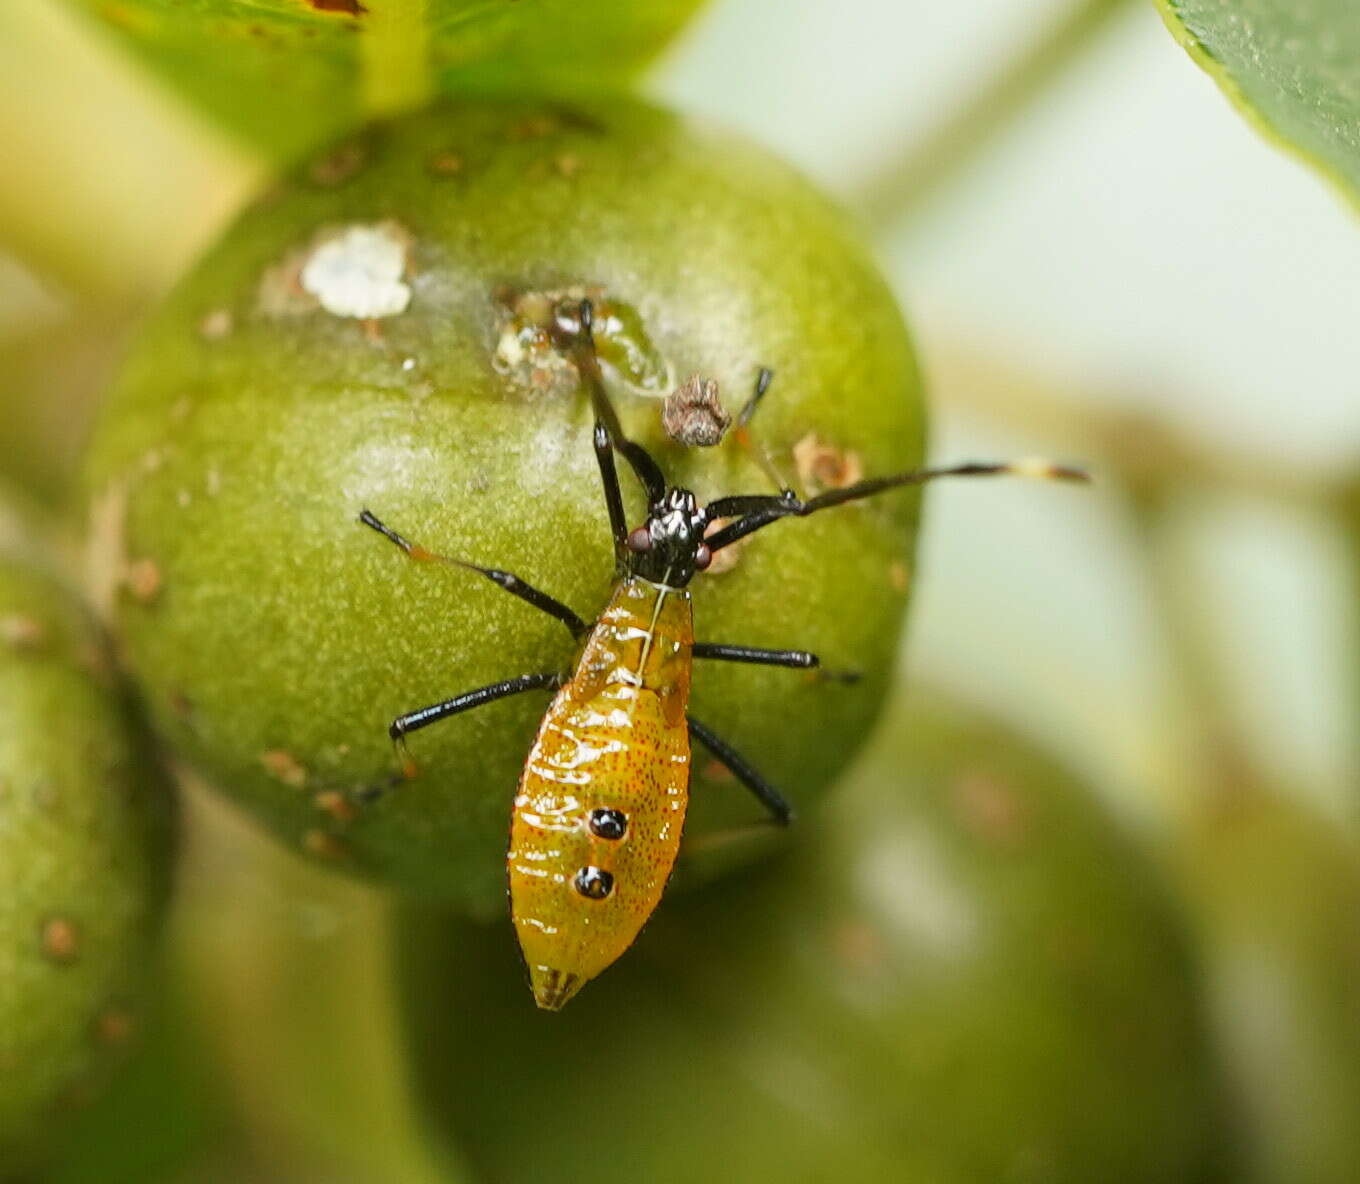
[572,575,694,709]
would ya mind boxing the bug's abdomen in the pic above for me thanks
[509,578,692,1010]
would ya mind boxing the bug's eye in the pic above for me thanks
[694,543,712,571]
[626,526,652,553]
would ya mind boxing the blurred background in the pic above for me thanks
[3,0,1358,1180]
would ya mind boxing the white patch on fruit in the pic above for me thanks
[299,222,412,319]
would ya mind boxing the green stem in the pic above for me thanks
[0,0,256,303]
[853,0,1134,231]
[360,0,434,120]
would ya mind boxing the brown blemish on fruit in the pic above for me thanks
[494,287,594,398]
[1,613,47,652]
[93,1007,136,1046]
[951,772,1029,848]
[198,308,234,340]
[554,153,582,178]
[308,139,368,186]
[701,758,735,783]
[509,113,559,141]
[33,779,58,812]
[301,0,367,14]
[701,518,744,575]
[663,375,731,447]
[124,557,162,604]
[257,247,316,316]
[793,432,863,494]
[493,285,671,398]
[41,916,81,963]
[831,920,886,974]
[261,749,308,788]
[889,561,910,593]
[426,150,464,178]
[313,789,357,823]
[303,829,350,860]
[169,689,194,719]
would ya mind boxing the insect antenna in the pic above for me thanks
[704,458,1090,551]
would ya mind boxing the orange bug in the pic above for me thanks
[359,302,1086,1010]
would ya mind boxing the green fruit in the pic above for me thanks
[399,694,1217,1182]
[84,97,923,908]
[0,555,173,1174]
[1178,791,1360,1184]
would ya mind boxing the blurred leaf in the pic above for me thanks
[1156,1,1360,208]
[60,0,707,164]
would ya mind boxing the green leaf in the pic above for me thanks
[1156,0,1360,207]
[60,0,706,164]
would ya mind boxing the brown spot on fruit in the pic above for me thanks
[792,432,863,494]
[427,150,465,178]
[308,139,368,186]
[303,829,350,860]
[509,114,559,141]
[93,1007,136,1046]
[951,772,1029,848]
[701,758,735,783]
[554,153,582,178]
[41,916,81,963]
[302,0,366,14]
[0,613,47,652]
[889,561,910,593]
[261,749,308,788]
[663,375,731,447]
[313,789,358,823]
[701,518,744,575]
[124,557,162,604]
[198,308,234,340]
[831,919,886,973]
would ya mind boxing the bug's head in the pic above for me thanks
[624,487,711,587]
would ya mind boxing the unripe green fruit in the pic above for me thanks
[399,695,1217,1182]
[85,97,923,909]
[0,556,172,1174]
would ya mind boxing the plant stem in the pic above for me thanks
[0,0,256,304]
[853,0,1135,232]
[360,0,434,121]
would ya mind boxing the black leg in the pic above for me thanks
[359,509,588,638]
[380,672,563,790]
[556,300,666,505]
[687,715,793,826]
[693,642,818,670]
[593,420,628,561]
[703,458,1090,552]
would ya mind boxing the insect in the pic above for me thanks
[359,302,1086,1010]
